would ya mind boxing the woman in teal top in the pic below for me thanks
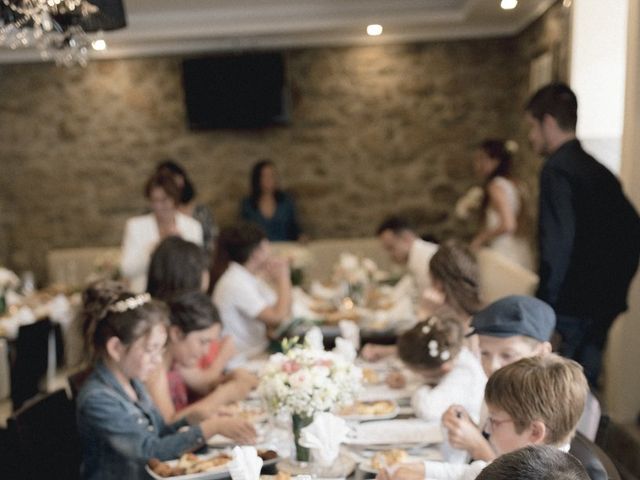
[240,159,302,242]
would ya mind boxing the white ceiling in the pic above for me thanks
[0,0,558,63]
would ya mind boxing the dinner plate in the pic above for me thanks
[146,450,279,480]
[358,451,443,474]
[145,452,232,480]
[338,400,399,422]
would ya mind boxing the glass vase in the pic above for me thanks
[291,413,313,463]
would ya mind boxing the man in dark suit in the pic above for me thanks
[525,83,640,387]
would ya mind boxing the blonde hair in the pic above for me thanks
[485,354,588,445]
[397,314,464,369]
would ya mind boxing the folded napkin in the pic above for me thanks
[305,326,324,351]
[228,446,263,480]
[333,337,357,362]
[339,320,360,350]
[299,412,350,466]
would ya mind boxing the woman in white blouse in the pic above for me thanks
[120,172,203,293]
[210,222,292,366]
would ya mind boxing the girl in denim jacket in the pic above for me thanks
[76,281,255,480]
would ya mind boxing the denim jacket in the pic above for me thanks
[76,361,206,480]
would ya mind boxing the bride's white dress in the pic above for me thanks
[486,177,534,271]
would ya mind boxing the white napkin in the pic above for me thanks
[338,320,360,350]
[299,412,349,466]
[305,326,324,351]
[333,337,357,362]
[310,280,341,301]
[48,294,73,327]
[228,446,263,480]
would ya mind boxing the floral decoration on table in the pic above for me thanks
[0,267,20,315]
[258,337,362,462]
[258,337,362,418]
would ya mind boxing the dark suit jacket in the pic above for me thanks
[537,139,640,321]
[570,432,615,480]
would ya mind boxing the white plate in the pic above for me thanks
[358,451,443,474]
[345,419,443,446]
[338,401,399,422]
[146,451,279,480]
[145,452,232,480]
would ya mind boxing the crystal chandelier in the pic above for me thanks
[0,0,126,66]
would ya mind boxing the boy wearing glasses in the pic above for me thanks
[377,354,588,480]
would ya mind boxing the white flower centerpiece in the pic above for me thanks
[258,338,362,462]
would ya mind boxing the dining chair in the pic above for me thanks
[10,318,53,410]
[571,431,620,480]
[7,388,81,480]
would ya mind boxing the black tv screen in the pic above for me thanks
[182,53,290,129]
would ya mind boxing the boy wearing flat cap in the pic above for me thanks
[442,295,555,462]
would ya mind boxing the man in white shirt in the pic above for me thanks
[212,223,292,367]
[376,216,439,294]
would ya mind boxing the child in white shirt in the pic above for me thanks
[388,314,486,424]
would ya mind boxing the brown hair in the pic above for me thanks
[397,315,464,369]
[144,171,181,204]
[81,280,169,361]
[484,354,588,445]
[429,240,481,317]
[476,445,589,480]
[525,82,578,132]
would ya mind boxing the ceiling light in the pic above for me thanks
[366,24,383,36]
[500,0,518,10]
[92,38,106,50]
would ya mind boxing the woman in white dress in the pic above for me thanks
[470,140,534,271]
[120,172,203,293]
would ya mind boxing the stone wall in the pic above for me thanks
[0,2,571,283]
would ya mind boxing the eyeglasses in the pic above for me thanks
[484,416,514,432]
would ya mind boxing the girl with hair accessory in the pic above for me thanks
[145,291,257,423]
[76,281,256,480]
[389,315,486,424]
[361,240,482,362]
[468,139,534,270]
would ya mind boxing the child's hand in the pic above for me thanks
[441,405,495,461]
[211,416,257,445]
[385,371,407,389]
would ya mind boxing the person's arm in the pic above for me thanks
[442,406,496,462]
[536,167,575,306]
[178,336,237,396]
[255,258,292,327]
[78,388,206,463]
[471,181,517,249]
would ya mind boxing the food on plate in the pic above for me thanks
[362,368,380,384]
[339,400,396,417]
[260,472,291,480]
[257,449,278,461]
[148,452,232,477]
[385,371,407,389]
[371,449,408,470]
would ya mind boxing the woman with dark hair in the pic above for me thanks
[211,222,292,365]
[120,172,203,293]
[469,140,533,270]
[144,291,256,427]
[76,281,255,480]
[156,160,218,259]
[239,159,302,241]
